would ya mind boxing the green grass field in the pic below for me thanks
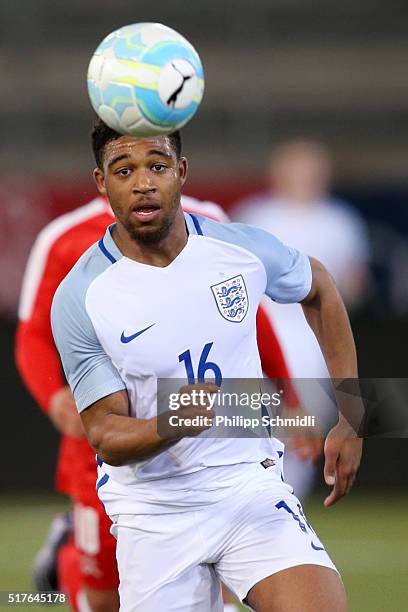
[0,491,407,611]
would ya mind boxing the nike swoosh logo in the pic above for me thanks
[120,323,155,344]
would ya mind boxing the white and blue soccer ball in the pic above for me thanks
[87,23,205,137]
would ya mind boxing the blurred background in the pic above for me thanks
[1,2,407,611]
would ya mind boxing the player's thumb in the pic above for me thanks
[323,444,337,486]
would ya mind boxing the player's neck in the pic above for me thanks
[113,214,189,267]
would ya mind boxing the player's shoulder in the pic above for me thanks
[181,195,229,222]
[192,214,311,303]
[50,237,120,365]
[32,197,109,254]
[194,213,284,254]
[38,197,108,240]
[52,237,113,311]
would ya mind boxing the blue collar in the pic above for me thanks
[98,224,122,264]
[98,212,202,264]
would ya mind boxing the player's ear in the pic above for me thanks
[93,167,107,196]
[178,157,188,187]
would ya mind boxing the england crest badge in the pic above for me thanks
[211,274,248,322]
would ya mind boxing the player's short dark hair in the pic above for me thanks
[91,118,182,169]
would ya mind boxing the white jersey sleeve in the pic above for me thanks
[194,216,312,304]
[51,242,126,412]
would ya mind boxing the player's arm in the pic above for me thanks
[80,390,164,466]
[301,257,357,378]
[301,256,363,506]
[16,234,83,437]
[226,223,363,506]
[80,384,216,466]
[51,275,215,466]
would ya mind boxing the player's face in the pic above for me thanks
[94,135,187,245]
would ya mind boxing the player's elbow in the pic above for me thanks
[86,424,126,467]
[89,438,124,467]
[95,447,125,467]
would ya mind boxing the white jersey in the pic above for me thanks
[51,213,311,515]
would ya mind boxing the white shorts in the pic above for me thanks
[111,461,337,611]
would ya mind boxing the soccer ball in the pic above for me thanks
[87,23,205,137]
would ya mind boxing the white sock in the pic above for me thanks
[76,590,92,612]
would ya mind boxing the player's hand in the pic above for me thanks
[49,386,84,438]
[158,383,218,440]
[323,415,363,507]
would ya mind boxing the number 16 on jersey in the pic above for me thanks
[178,342,222,386]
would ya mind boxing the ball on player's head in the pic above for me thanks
[87,22,204,137]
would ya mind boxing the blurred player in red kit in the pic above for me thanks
[16,194,313,611]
